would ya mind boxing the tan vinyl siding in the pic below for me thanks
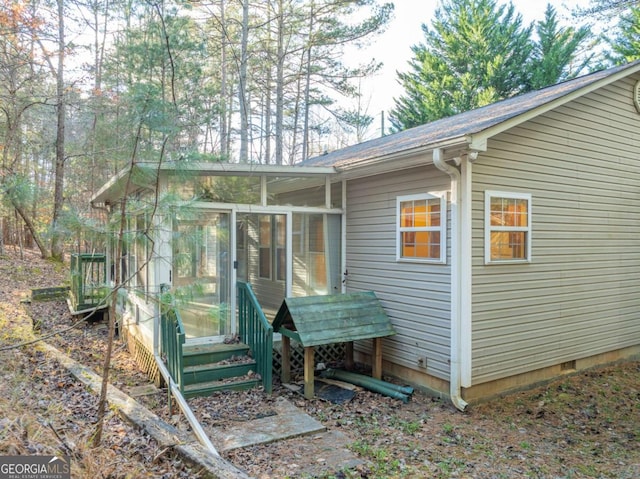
[471,75,640,384]
[346,165,452,380]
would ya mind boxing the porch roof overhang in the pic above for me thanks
[91,162,338,206]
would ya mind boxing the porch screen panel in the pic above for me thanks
[236,218,248,282]
[268,176,327,207]
[309,214,326,292]
[276,215,286,281]
[172,212,231,338]
[242,213,286,314]
[259,215,272,279]
[292,213,341,297]
[135,214,152,299]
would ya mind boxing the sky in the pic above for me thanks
[352,0,593,136]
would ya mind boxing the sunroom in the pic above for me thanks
[91,161,343,389]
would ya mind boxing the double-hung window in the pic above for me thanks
[397,193,446,263]
[485,191,531,263]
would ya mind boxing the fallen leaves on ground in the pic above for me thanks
[0,248,203,478]
[2,247,639,478]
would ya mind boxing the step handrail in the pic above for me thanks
[237,281,273,393]
[160,299,185,393]
[156,286,218,457]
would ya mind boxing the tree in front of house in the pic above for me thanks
[389,0,593,131]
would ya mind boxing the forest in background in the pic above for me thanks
[0,0,638,260]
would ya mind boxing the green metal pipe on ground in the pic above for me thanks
[322,369,412,403]
[323,368,414,395]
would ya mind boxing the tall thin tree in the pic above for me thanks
[51,0,66,261]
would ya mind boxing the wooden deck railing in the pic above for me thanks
[237,282,273,393]
[160,301,185,393]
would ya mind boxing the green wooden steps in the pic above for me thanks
[183,361,256,384]
[183,342,251,367]
[183,377,260,398]
[181,342,260,398]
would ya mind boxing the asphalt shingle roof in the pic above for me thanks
[303,61,640,169]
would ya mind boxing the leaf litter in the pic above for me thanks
[2,248,639,478]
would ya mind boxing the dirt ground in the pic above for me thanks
[1,248,639,478]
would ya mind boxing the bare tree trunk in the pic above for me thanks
[302,2,314,161]
[258,2,274,164]
[275,0,284,165]
[264,76,272,164]
[14,210,23,259]
[92,199,125,446]
[89,0,109,195]
[289,66,302,165]
[51,0,66,261]
[94,0,173,444]
[219,0,228,158]
[92,116,144,445]
[238,0,249,163]
[12,200,49,258]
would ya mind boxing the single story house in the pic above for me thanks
[92,60,640,409]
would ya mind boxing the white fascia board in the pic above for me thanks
[92,162,337,204]
[160,161,337,177]
[186,201,343,215]
[91,166,132,204]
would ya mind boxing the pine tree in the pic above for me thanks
[389,0,532,131]
[389,1,592,131]
[606,6,640,64]
[528,5,593,89]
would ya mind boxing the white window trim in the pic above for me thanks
[396,192,447,264]
[484,190,532,264]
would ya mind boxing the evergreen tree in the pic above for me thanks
[389,1,592,131]
[389,0,532,130]
[605,6,640,64]
[528,4,593,89]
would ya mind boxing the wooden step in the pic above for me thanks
[182,342,250,367]
[182,359,257,385]
[183,377,261,398]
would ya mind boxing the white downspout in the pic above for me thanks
[433,148,468,412]
[341,179,347,294]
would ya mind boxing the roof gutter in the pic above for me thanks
[335,137,471,180]
[433,147,468,412]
